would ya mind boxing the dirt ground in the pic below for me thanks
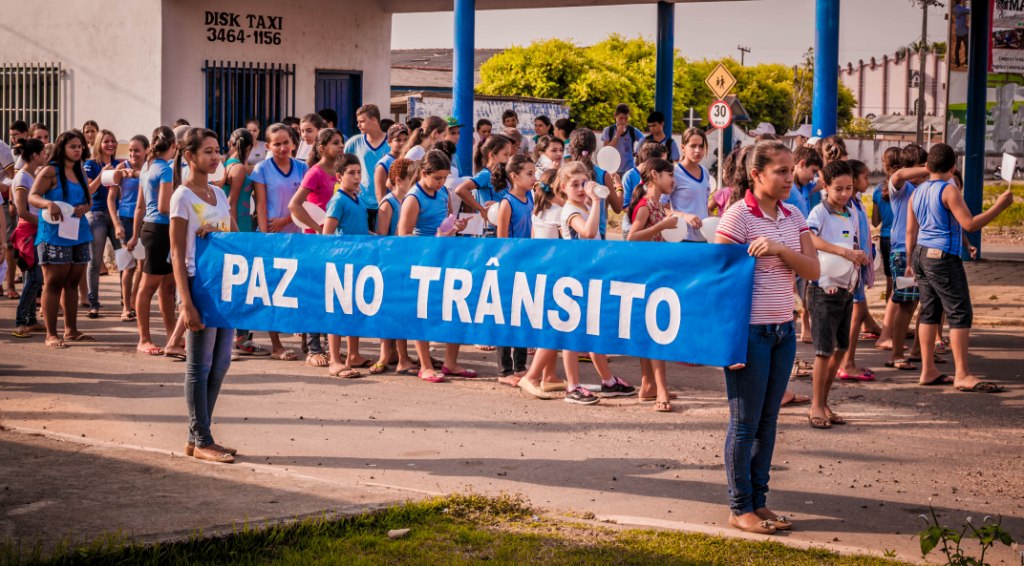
[1,249,1023,564]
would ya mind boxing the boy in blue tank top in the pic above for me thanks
[906,143,1014,393]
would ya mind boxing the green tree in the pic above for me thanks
[477,35,858,134]
[792,48,857,131]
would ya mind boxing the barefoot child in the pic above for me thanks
[626,157,679,412]
[805,160,868,429]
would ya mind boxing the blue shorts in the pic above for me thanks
[853,281,866,303]
[890,251,919,303]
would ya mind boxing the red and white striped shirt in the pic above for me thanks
[717,191,809,325]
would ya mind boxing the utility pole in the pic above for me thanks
[737,45,751,66]
[913,1,944,144]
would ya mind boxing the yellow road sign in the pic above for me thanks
[705,63,737,99]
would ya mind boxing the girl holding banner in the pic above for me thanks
[374,158,418,376]
[169,127,237,464]
[714,141,820,534]
[397,150,471,383]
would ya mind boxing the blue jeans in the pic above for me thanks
[16,264,43,326]
[185,321,234,447]
[723,322,796,515]
[86,211,120,308]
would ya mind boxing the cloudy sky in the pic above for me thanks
[392,0,951,67]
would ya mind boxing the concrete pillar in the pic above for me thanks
[812,0,840,137]
[655,1,675,136]
[453,0,475,174]
[964,0,989,257]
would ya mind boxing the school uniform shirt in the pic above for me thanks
[785,178,814,219]
[117,164,141,219]
[560,202,594,240]
[169,185,231,277]
[84,159,122,213]
[406,183,449,237]
[619,166,642,234]
[11,170,39,215]
[404,145,427,162]
[142,159,173,224]
[913,179,962,256]
[533,203,562,239]
[325,188,370,236]
[668,162,711,241]
[716,191,809,325]
[807,202,859,290]
[36,174,92,246]
[593,165,611,238]
[640,133,681,162]
[888,179,916,252]
[251,157,308,234]
[246,140,268,164]
[501,190,534,239]
[871,183,894,238]
[376,154,397,177]
[600,125,643,174]
[345,133,390,211]
[806,178,822,210]
[469,168,506,207]
[378,192,402,236]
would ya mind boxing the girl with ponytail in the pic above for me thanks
[403,116,448,162]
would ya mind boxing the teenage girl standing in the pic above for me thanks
[10,138,47,338]
[669,127,710,241]
[494,154,535,385]
[108,135,148,322]
[404,116,448,162]
[373,124,409,205]
[83,129,122,318]
[714,141,819,534]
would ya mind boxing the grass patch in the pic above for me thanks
[2,494,908,565]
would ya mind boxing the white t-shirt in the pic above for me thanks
[404,145,426,162]
[169,185,231,276]
[532,203,562,239]
[559,202,594,240]
[11,170,39,215]
[247,140,268,164]
[0,140,15,186]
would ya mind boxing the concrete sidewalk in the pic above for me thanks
[1,276,1023,563]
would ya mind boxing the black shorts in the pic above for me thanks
[879,236,892,278]
[140,222,172,276]
[807,285,853,356]
[37,242,91,265]
[912,246,973,329]
[366,209,378,233]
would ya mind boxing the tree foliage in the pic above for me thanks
[477,35,858,135]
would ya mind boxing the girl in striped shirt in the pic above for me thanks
[714,141,819,535]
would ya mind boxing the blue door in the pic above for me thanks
[315,70,362,139]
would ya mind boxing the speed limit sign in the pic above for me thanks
[708,99,732,129]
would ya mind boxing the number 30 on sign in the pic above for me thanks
[708,100,732,129]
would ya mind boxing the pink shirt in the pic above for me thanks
[300,165,337,234]
[716,191,809,325]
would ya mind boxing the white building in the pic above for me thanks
[840,47,947,121]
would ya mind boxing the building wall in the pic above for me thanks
[0,0,164,135]
[841,50,947,119]
[161,0,392,128]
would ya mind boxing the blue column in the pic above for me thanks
[655,1,675,136]
[963,0,989,258]
[812,0,840,138]
[453,0,475,174]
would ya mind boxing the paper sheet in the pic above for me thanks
[458,213,484,236]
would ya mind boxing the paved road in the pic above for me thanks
[1,279,1022,563]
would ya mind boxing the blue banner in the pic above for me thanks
[192,233,755,366]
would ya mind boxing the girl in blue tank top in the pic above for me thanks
[375,157,415,237]
[397,150,474,383]
[496,155,535,240]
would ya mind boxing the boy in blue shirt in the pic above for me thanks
[601,103,643,174]
[641,111,679,162]
[344,104,390,231]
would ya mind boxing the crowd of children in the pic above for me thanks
[1,103,1013,533]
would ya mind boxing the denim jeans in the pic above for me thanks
[723,322,796,515]
[497,346,527,375]
[306,332,325,355]
[86,211,120,308]
[15,264,43,326]
[185,319,234,447]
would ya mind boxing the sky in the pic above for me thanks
[392,0,951,67]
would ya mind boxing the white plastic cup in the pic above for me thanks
[591,184,610,199]
[100,170,120,187]
[895,276,916,289]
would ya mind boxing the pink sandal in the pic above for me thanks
[418,369,447,383]
[838,369,876,381]
[441,366,478,378]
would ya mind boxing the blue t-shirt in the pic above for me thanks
[501,190,534,239]
[378,192,402,236]
[594,165,610,237]
[36,171,92,246]
[890,180,916,252]
[872,182,894,238]
[325,188,370,236]
[913,179,962,255]
[620,166,641,235]
[251,157,308,234]
[143,159,173,224]
[470,168,506,206]
[377,154,397,176]
[785,179,814,218]
[117,164,140,218]
[344,134,390,210]
[600,125,643,174]
[954,5,970,37]
[406,183,449,237]
[84,159,122,213]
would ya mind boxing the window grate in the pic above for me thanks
[202,60,296,147]
[0,62,63,137]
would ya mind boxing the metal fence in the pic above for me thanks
[0,62,63,137]
[203,60,296,147]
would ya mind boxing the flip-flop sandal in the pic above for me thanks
[165,352,186,361]
[396,368,420,376]
[418,369,446,383]
[956,381,1005,393]
[327,367,362,379]
[349,359,373,369]
[305,353,329,367]
[859,332,881,340]
[827,413,847,425]
[838,369,875,381]
[885,359,917,371]
[921,374,953,386]
[137,346,164,356]
[120,313,136,322]
[369,363,388,375]
[87,310,100,319]
[808,415,832,429]
[441,366,478,378]
[11,330,32,339]
[46,339,67,349]
[781,393,811,406]
[6,291,20,299]
[273,350,298,361]
[64,334,96,342]
[638,392,679,401]
[654,401,673,413]
[476,345,496,351]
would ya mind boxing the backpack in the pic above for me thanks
[604,124,638,147]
